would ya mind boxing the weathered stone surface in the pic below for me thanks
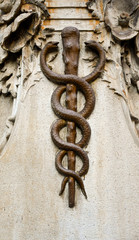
[0,0,21,24]
[0,0,50,155]
[87,0,104,20]
[0,45,8,64]
[104,0,139,40]
[2,12,40,53]
[0,0,138,239]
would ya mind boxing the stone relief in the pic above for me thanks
[104,0,138,41]
[40,27,106,207]
[87,0,139,138]
[0,0,138,175]
[0,0,50,153]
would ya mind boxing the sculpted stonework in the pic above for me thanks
[0,1,138,238]
[87,0,139,138]
[0,0,138,177]
[0,0,138,191]
[40,27,106,207]
[0,0,49,153]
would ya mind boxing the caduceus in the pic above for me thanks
[40,27,105,207]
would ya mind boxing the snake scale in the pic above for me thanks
[40,40,106,198]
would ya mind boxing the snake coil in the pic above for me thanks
[40,41,106,198]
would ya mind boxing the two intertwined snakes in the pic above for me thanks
[40,40,105,198]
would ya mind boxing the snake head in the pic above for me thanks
[46,41,59,50]
[45,41,59,54]
[84,40,97,48]
[49,41,59,47]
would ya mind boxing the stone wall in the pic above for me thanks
[0,0,138,239]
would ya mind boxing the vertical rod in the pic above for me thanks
[62,27,80,207]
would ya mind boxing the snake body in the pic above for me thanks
[40,40,105,198]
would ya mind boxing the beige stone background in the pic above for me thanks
[0,0,139,239]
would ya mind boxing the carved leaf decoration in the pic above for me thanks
[24,0,50,18]
[103,59,139,132]
[103,60,125,98]
[87,0,104,21]
[97,26,112,52]
[135,33,139,58]
[0,24,8,64]
[0,0,51,154]
[0,59,19,97]
[0,45,8,64]
[33,28,54,49]
[2,12,40,53]
[122,42,139,92]
[129,8,139,31]
[0,0,22,24]
[21,44,43,101]
[0,56,20,153]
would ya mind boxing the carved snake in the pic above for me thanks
[40,40,106,198]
